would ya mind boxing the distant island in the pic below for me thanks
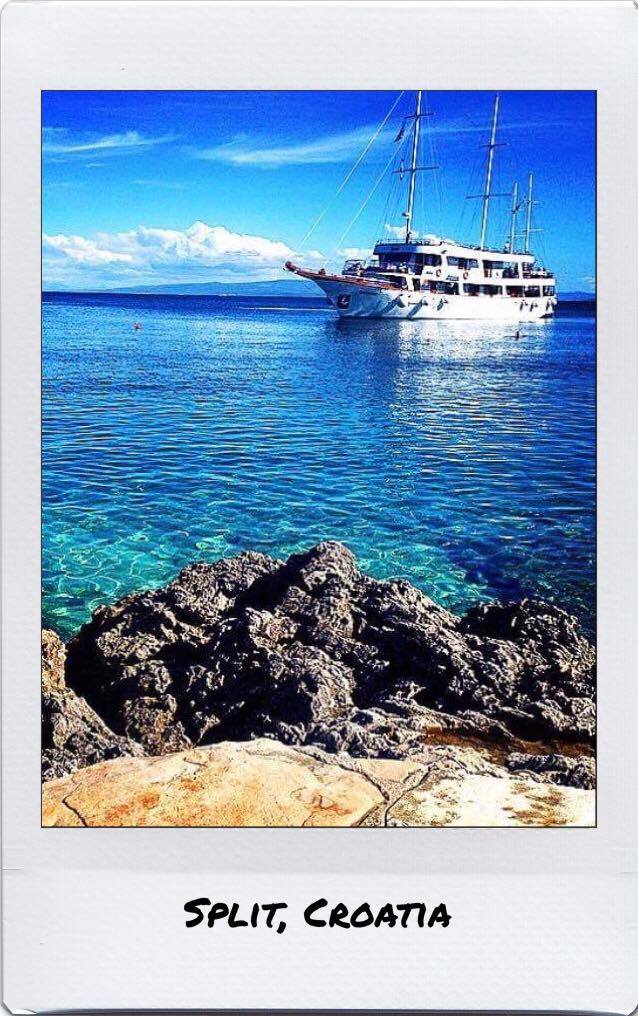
[111,278,316,298]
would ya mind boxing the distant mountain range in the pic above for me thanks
[107,279,318,297]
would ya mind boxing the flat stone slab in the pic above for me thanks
[42,735,594,828]
[41,738,422,828]
[386,772,595,827]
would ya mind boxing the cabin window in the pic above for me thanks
[447,256,478,270]
[506,286,524,298]
[463,283,480,296]
[413,279,421,292]
[431,281,457,295]
[480,284,502,296]
[543,285,555,296]
[411,253,442,268]
[381,252,441,271]
[483,259,505,276]
[525,286,541,298]
[502,263,520,279]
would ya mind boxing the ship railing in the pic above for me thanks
[342,259,368,276]
[376,237,439,247]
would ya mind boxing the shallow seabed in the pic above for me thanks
[42,293,595,641]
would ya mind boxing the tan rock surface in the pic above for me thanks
[387,772,595,827]
[42,738,423,827]
[42,628,66,694]
[42,736,594,828]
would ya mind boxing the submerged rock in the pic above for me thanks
[63,541,596,766]
[41,738,594,829]
[42,630,143,781]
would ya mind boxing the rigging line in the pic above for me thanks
[373,171,401,249]
[336,137,407,248]
[424,100,443,234]
[299,90,406,248]
[358,124,411,250]
[380,129,411,230]
[456,141,483,238]
[426,112,442,232]
[373,177,394,246]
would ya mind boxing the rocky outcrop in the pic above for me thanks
[64,542,596,764]
[42,628,66,694]
[506,751,596,790]
[41,738,594,828]
[42,630,144,781]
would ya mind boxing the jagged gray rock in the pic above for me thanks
[63,542,596,765]
[42,629,144,781]
[506,751,596,790]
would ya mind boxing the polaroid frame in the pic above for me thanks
[2,1,637,1012]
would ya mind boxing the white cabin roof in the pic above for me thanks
[373,237,536,263]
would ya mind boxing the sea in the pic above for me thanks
[42,292,596,642]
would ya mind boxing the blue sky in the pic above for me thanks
[42,90,595,291]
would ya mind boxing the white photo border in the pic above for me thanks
[2,2,637,1012]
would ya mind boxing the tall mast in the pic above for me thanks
[479,94,500,250]
[404,89,422,243]
[508,181,519,252]
[524,172,534,253]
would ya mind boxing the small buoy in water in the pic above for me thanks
[515,329,521,339]
[133,322,142,331]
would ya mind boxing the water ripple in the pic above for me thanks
[42,294,595,641]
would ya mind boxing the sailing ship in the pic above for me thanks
[285,92,557,321]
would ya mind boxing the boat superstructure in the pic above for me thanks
[285,92,557,321]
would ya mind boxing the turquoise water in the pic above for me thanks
[42,292,596,641]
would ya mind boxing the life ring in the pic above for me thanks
[463,271,469,280]
[435,269,441,278]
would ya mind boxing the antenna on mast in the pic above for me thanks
[508,182,521,252]
[468,95,508,248]
[480,94,500,250]
[397,91,438,242]
[404,90,422,243]
[524,172,535,253]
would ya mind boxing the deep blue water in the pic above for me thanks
[42,292,596,641]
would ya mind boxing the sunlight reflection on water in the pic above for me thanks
[42,294,595,640]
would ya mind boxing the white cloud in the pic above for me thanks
[384,223,406,238]
[43,128,175,158]
[44,233,134,265]
[42,220,322,288]
[194,125,394,168]
[337,247,372,261]
[191,114,575,170]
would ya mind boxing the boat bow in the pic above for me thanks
[284,261,397,291]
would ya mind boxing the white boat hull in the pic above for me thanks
[315,278,555,321]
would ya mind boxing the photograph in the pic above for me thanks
[40,87,596,828]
